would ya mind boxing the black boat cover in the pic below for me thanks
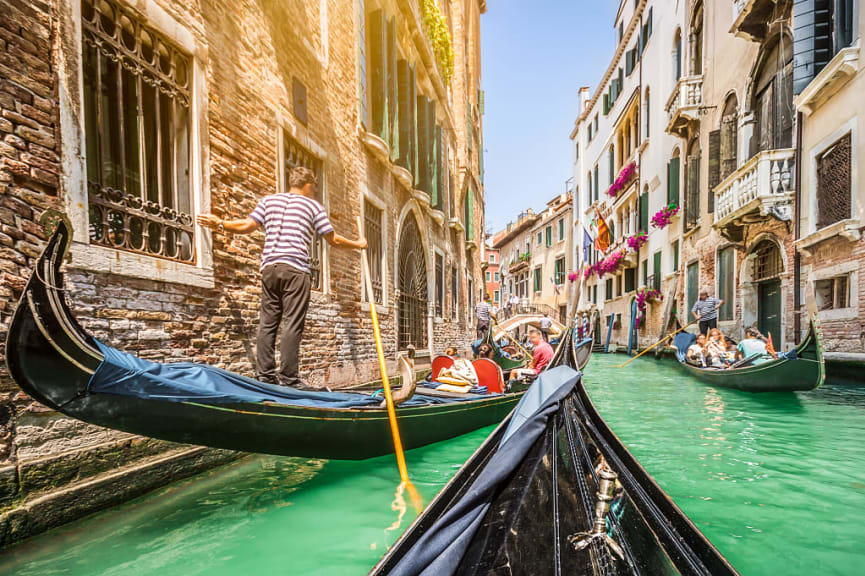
[386,365,581,576]
[89,341,490,408]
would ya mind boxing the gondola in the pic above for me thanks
[370,329,738,576]
[671,321,825,392]
[5,221,529,460]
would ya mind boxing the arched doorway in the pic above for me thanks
[742,238,784,344]
[397,215,428,350]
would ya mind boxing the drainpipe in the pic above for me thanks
[793,110,803,344]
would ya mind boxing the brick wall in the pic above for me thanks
[0,0,486,539]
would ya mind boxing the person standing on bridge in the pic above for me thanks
[196,167,367,387]
[539,312,553,342]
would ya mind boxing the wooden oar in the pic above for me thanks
[489,314,532,359]
[614,318,699,368]
[357,218,421,511]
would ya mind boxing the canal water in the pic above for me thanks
[1,355,863,575]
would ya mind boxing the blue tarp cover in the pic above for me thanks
[88,341,484,408]
[387,365,581,576]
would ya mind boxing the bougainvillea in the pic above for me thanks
[607,162,637,198]
[651,204,680,229]
[596,249,627,278]
[626,231,647,251]
[568,271,579,283]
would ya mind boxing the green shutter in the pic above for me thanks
[687,261,699,316]
[546,226,552,246]
[396,60,416,174]
[415,96,429,191]
[427,102,436,198]
[603,94,610,115]
[626,49,634,75]
[369,10,387,141]
[593,166,599,202]
[673,240,679,271]
[609,147,615,186]
[653,251,662,290]
[625,268,635,292]
[708,129,721,213]
[639,191,649,232]
[387,17,398,159]
[465,187,474,241]
[667,157,680,206]
[432,125,442,209]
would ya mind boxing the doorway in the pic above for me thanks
[758,279,782,344]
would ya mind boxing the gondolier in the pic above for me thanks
[475,294,493,340]
[196,167,367,387]
[539,313,552,341]
[691,290,723,335]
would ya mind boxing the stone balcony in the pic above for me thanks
[713,148,795,240]
[730,0,780,41]
[665,75,702,138]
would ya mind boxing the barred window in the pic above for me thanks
[83,0,193,262]
[450,266,458,320]
[752,240,782,282]
[435,253,444,318]
[815,275,850,311]
[364,200,383,303]
[816,133,852,229]
[283,130,325,290]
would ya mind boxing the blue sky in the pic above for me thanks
[480,0,619,234]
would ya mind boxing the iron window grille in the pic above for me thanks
[283,130,325,290]
[82,0,194,263]
[752,241,782,282]
[397,217,428,349]
[816,133,852,229]
[364,200,383,303]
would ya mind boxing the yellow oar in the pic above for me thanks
[614,318,699,368]
[357,218,421,510]
[489,314,532,359]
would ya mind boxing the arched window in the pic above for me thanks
[685,138,701,230]
[751,239,782,282]
[673,28,682,82]
[752,35,793,154]
[720,94,738,179]
[690,2,704,76]
[397,215,428,349]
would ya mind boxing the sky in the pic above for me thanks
[480,0,619,234]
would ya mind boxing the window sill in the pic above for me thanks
[361,301,388,316]
[69,241,215,288]
[795,219,861,257]
[818,307,859,321]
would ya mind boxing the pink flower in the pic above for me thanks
[606,162,638,198]
[626,232,647,251]
[650,204,680,230]
[568,271,579,282]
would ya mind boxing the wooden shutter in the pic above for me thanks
[625,268,635,292]
[639,191,648,232]
[396,60,416,174]
[415,95,429,191]
[603,94,610,115]
[434,125,443,210]
[608,147,615,185]
[626,49,634,75]
[387,18,398,159]
[427,101,436,199]
[369,10,387,141]
[686,155,700,228]
[667,157,680,206]
[593,166,599,202]
[432,125,442,209]
[708,129,720,213]
[465,187,474,240]
[653,250,661,276]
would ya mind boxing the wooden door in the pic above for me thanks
[758,279,782,345]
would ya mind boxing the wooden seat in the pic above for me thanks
[472,359,505,394]
[430,355,455,381]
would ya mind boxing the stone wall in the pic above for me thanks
[0,0,486,544]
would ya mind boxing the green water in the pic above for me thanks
[2,357,864,575]
[583,354,865,576]
[0,426,496,575]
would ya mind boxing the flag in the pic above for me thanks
[594,214,610,252]
[766,332,778,358]
[551,278,560,295]
[583,228,593,263]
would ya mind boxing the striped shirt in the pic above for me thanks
[691,297,722,321]
[475,302,492,323]
[249,193,334,273]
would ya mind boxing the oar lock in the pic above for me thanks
[568,466,625,561]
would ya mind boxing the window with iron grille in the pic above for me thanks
[816,133,852,229]
[364,200,383,303]
[435,253,444,318]
[752,240,782,282]
[83,0,193,263]
[815,275,850,311]
[284,130,326,290]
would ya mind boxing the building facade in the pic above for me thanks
[493,209,538,307]
[572,0,863,359]
[0,0,488,543]
[483,245,501,308]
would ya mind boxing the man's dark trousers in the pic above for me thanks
[699,317,717,335]
[257,263,311,386]
[476,321,489,340]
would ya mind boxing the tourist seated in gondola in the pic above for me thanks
[444,346,459,357]
[705,328,728,368]
[686,333,708,367]
[737,328,773,365]
[510,328,553,382]
[477,343,495,360]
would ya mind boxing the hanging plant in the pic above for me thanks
[607,162,638,198]
[596,249,627,278]
[568,271,579,283]
[635,287,663,328]
[651,204,680,229]
[421,0,454,84]
[626,231,647,251]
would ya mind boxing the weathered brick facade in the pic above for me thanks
[0,0,488,543]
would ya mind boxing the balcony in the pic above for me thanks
[730,0,784,42]
[665,75,703,138]
[713,148,795,240]
[508,253,531,274]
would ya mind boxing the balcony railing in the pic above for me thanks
[665,75,703,137]
[713,148,795,229]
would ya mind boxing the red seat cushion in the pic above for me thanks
[472,359,504,394]
[431,355,455,381]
